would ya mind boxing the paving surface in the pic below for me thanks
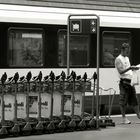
[3,115,140,140]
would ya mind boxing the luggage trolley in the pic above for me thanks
[41,73,54,133]
[31,71,44,134]
[88,72,98,129]
[44,71,57,133]
[2,74,19,137]
[63,71,84,131]
[16,75,28,135]
[22,72,34,135]
[10,72,21,136]
[49,71,72,132]
[89,72,108,128]
[64,71,78,130]
[52,71,69,132]
[78,72,92,130]
[25,71,47,134]
[0,72,9,137]
[57,71,69,131]
[99,87,116,127]
[33,71,63,134]
[0,73,21,137]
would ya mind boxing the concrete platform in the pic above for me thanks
[4,115,140,140]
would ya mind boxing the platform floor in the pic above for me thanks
[4,115,140,140]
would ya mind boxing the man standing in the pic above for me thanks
[115,42,140,124]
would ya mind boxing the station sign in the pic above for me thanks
[70,19,82,33]
[70,18,97,34]
[67,14,100,128]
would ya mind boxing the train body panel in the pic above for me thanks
[1,4,140,28]
[0,3,140,116]
[0,67,139,95]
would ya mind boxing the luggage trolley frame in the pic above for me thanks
[88,72,98,129]
[67,71,79,130]
[0,73,8,137]
[0,73,21,137]
[33,71,44,134]
[78,72,91,130]
[45,71,56,133]
[55,71,68,132]
[22,72,33,136]
[99,88,116,127]
[10,72,21,136]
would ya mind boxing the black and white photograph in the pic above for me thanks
[1,0,140,140]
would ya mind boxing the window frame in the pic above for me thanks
[102,31,131,67]
[57,29,91,67]
[7,27,45,68]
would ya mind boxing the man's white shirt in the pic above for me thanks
[115,54,133,80]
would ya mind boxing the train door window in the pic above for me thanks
[102,31,131,67]
[8,28,44,67]
[58,30,67,66]
[58,30,90,67]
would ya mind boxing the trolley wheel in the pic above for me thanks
[12,132,20,137]
[78,119,86,130]
[68,119,76,131]
[22,122,32,136]
[57,120,66,132]
[11,124,20,137]
[99,119,106,128]
[22,130,31,136]
[35,121,44,135]
[0,126,8,138]
[88,118,96,129]
[47,121,55,133]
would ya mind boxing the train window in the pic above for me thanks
[58,30,67,67]
[102,31,131,67]
[58,30,90,67]
[8,28,44,67]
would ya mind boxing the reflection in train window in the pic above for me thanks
[8,28,43,67]
[58,30,67,66]
[102,31,131,66]
[58,30,90,67]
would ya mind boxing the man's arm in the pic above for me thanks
[115,58,131,74]
[115,59,139,74]
[119,67,131,74]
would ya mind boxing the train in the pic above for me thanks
[0,3,140,116]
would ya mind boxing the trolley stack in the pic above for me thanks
[0,71,115,138]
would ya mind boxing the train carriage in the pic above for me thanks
[0,0,140,115]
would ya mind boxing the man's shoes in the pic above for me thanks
[122,117,131,124]
[137,114,140,119]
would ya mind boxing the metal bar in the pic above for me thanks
[67,15,70,76]
[61,80,65,118]
[50,81,54,119]
[71,81,75,117]
[92,81,96,118]
[14,83,18,122]
[96,15,100,129]
[1,85,5,125]
[38,82,42,121]
[81,82,85,118]
[26,82,30,121]
[108,89,116,118]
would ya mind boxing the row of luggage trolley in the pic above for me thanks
[0,71,116,138]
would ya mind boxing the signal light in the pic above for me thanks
[90,19,97,34]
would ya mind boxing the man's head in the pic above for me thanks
[121,43,130,56]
